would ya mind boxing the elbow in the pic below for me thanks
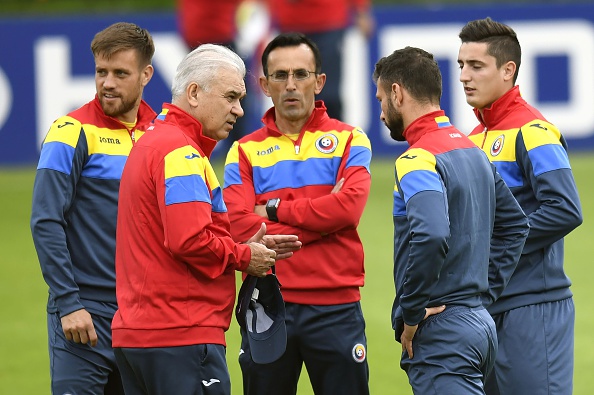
[417,231,449,256]
[30,216,58,240]
[167,242,187,261]
[559,207,583,234]
[521,217,531,237]
[432,236,449,255]
[30,217,37,234]
[336,202,367,230]
[166,236,200,262]
[338,215,361,230]
[570,210,583,230]
[30,210,45,234]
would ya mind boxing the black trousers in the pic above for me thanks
[239,301,370,395]
[115,344,230,395]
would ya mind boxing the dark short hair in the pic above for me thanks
[261,32,322,77]
[91,22,155,68]
[373,46,442,105]
[459,17,521,83]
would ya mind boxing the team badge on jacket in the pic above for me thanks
[315,134,338,154]
[352,343,366,363]
[490,135,505,157]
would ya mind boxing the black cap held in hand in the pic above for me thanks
[236,268,287,364]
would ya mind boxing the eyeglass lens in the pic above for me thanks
[270,69,314,81]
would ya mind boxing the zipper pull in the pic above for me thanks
[295,145,300,154]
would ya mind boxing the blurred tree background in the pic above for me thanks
[0,0,591,15]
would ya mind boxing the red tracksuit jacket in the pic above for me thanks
[112,104,251,348]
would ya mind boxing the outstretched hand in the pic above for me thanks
[247,223,302,260]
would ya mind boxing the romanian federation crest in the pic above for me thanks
[352,343,366,363]
[490,135,505,157]
[315,134,338,154]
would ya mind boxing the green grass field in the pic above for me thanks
[0,153,592,393]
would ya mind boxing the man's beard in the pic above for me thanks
[100,93,137,119]
[385,99,405,142]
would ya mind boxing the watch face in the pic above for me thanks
[266,198,279,222]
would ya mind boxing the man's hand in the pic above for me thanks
[331,178,344,194]
[247,223,302,260]
[245,241,277,277]
[254,204,267,218]
[401,305,446,359]
[61,309,98,347]
[262,233,301,260]
[400,322,418,360]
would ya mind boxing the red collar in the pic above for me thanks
[473,86,526,130]
[155,103,218,157]
[404,110,450,146]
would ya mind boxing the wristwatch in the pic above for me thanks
[265,198,281,222]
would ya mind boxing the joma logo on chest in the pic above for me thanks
[256,145,280,156]
[99,137,121,144]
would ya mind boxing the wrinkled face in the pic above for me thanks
[457,42,511,110]
[95,49,152,123]
[375,79,405,142]
[260,44,324,123]
[193,67,246,141]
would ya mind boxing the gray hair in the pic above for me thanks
[171,44,246,101]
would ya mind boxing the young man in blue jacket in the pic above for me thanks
[458,17,583,395]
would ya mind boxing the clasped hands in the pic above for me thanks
[244,222,301,277]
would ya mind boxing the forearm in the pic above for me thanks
[31,170,83,315]
[486,172,530,304]
[523,169,582,254]
[400,192,449,325]
[278,169,370,233]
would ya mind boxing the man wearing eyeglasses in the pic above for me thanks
[223,32,372,394]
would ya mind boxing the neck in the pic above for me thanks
[403,103,441,130]
[274,113,311,135]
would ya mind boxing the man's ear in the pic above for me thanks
[502,61,517,83]
[187,82,200,106]
[392,82,403,106]
[141,64,154,87]
[258,76,271,98]
[314,73,326,95]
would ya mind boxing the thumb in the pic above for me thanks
[255,222,266,239]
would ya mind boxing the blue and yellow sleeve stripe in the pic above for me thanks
[346,127,372,173]
[165,146,226,212]
[520,121,570,176]
[393,179,407,217]
[38,116,136,180]
[223,141,242,188]
[396,148,443,203]
[37,116,82,175]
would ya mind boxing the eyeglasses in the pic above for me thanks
[268,69,317,82]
